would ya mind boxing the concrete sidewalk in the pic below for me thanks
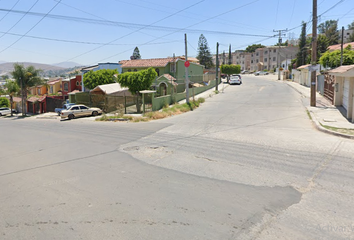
[285,80,354,139]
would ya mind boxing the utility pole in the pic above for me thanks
[310,0,317,106]
[216,42,219,92]
[341,26,344,66]
[184,33,189,104]
[273,29,287,80]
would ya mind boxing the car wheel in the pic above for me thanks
[92,111,98,116]
[68,114,74,120]
[0,113,2,116]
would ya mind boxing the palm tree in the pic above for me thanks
[11,63,43,116]
[4,80,19,116]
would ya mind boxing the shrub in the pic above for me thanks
[0,97,10,107]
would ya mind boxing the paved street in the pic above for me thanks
[1,75,354,239]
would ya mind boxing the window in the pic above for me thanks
[242,61,244,64]
[256,59,259,63]
[37,88,41,95]
[264,58,267,62]
[251,60,253,63]
[273,57,276,61]
[265,51,268,54]
[251,54,253,57]
[50,86,53,93]
[76,81,80,86]
[272,65,275,68]
[236,56,239,59]
[170,62,176,73]
[128,69,131,72]
[71,106,79,110]
[134,69,137,72]
[64,83,68,91]
[273,49,276,53]
[155,68,160,76]
[80,106,88,110]
[256,53,259,56]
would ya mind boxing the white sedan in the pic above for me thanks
[229,75,242,85]
[61,104,102,120]
[0,107,16,116]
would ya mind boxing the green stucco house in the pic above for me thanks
[119,57,204,96]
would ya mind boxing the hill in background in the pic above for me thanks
[0,62,84,77]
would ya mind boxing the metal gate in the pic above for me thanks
[324,73,335,104]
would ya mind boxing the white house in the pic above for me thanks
[328,65,354,122]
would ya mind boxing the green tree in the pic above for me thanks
[245,44,265,53]
[131,46,141,60]
[317,34,330,61]
[348,20,354,30]
[296,22,309,67]
[347,21,354,42]
[4,80,19,116]
[11,63,43,116]
[117,67,157,113]
[196,34,213,69]
[222,51,226,65]
[319,44,354,68]
[0,97,10,107]
[318,20,339,45]
[83,69,118,90]
[220,64,241,80]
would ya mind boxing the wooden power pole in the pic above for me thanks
[310,0,317,107]
[216,42,219,92]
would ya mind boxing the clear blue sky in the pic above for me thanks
[0,0,353,66]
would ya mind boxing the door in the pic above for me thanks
[70,106,82,117]
[79,105,90,116]
[343,79,349,111]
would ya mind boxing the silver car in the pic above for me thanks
[61,104,102,120]
[0,107,13,116]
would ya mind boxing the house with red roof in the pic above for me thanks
[119,57,204,96]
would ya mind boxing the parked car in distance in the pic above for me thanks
[229,74,242,85]
[0,107,17,116]
[241,70,249,74]
[61,104,102,120]
[254,71,269,76]
[55,103,76,116]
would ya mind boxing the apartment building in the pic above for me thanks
[213,46,298,72]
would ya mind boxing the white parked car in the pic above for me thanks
[0,107,16,116]
[254,71,269,76]
[61,104,102,120]
[229,74,242,85]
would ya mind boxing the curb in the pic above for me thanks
[284,81,354,140]
[307,109,354,140]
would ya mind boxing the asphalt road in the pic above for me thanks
[1,75,353,240]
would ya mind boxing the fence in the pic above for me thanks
[152,80,216,111]
[72,92,148,114]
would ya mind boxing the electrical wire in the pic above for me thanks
[0,0,20,23]
[94,0,262,63]
[0,1,62,54]
[0,30,180,45]
[0,0,40,40]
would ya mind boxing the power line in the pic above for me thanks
[0,30,180,45]
[0,1,62,54]
[0,0,40,40]
[0,0,20,23]
[95,0,262,63]
[65,0,205,62]
[0,8,273,38]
